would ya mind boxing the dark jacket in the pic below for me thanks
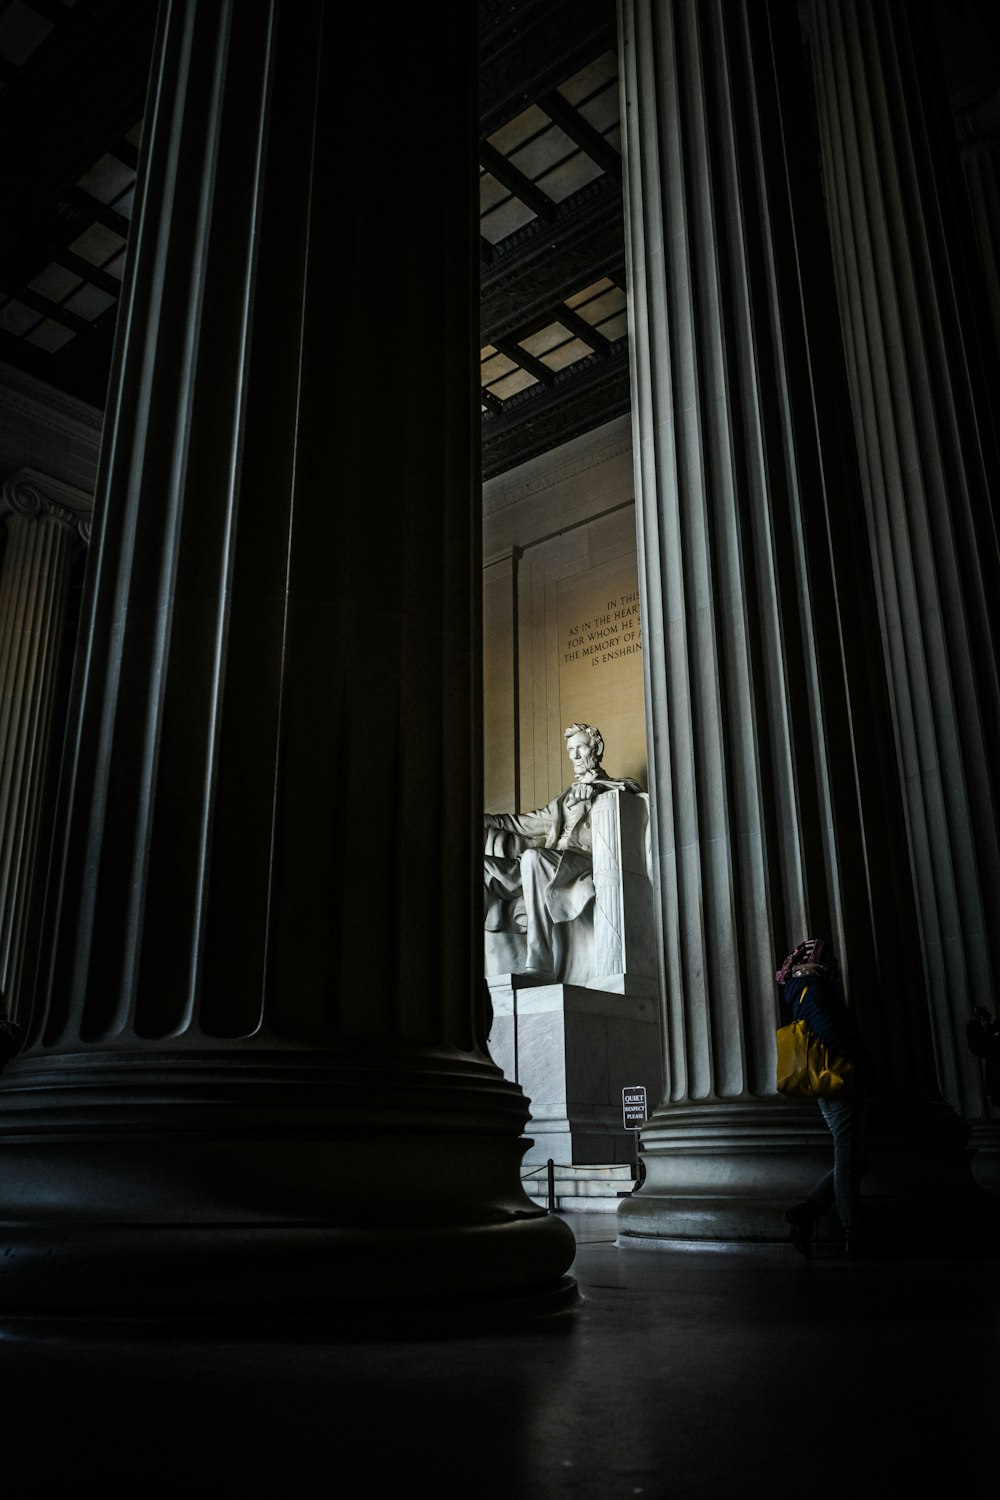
[782,976,861,1067]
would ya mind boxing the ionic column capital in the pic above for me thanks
[1,467,93,544]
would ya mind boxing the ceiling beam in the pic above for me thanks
[480,0,616,139]
[492,336,556,387]
[538,89,621,180]
[65,188,130,240]
[482,198,624,345]
[0,273,93,335]
[479,141,557,224]
[551,301,614,356]
[44,243,123,297]
[481,350,631,480]
[482,170,621,286]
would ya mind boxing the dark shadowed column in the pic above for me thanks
[616,0,981,1244]
[804,0,1000,1184]
[0,0,575,1317]
[955,81,1000,365]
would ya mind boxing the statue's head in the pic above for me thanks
[563,722,604,779]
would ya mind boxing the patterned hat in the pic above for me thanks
[774,938,831,986]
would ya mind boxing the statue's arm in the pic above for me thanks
[484,802,554,853]
[590,775,643,795]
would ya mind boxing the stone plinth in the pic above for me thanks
[488,976,662,1165]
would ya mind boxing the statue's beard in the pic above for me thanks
[574,759,600,782]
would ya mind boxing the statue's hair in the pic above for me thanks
[563,722,604,762]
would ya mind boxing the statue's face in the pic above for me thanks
[566,730,597,777]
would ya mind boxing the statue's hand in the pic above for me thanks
[567,781,598,805]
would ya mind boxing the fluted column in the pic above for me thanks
[616,0,976,1243]
[954,84,1000,379]
[0,470,89,1021]
[805,0,1000,1133]
[0,0,574,1317]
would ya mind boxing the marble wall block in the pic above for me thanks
[489,978,662,1165]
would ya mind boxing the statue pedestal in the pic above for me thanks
[487,975,662,1165]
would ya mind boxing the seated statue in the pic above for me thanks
[484,722,642,982]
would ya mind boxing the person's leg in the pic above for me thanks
[817,1093,867,1235]
[806,1167,836,1214]
[785,1105,840,1255]
[784,1197,821,1256]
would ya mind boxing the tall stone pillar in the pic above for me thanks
[804,0,1000,1139]
[955,83,1000,364]
[616,0,979,1243]
[0,0,574,1317]
[0,471,90,1022]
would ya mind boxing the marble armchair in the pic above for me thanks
[484,787,658,997]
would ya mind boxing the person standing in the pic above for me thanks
[0,990,21,1075]
[966,1006,1000,1108]
[776,938,869,1257]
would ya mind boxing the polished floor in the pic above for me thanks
[3,1212,998,1497]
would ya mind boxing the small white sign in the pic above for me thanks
[622,1084,647,1130]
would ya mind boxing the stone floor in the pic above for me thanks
[2,1212,997,1496]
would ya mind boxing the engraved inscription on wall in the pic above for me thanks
[557,555,646,788]
[563,590,642,669]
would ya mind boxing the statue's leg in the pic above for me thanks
[519,849,562,976]
[483,856,525,930]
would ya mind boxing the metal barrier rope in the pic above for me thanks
[519,1158,643,1214]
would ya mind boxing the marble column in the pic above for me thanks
[805,0,1000,1152]
[616,0,980,1243]
[0,0,575,1318]
[955,82,1000,364]
[0,470,89,1023]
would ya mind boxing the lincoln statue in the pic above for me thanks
[483,723,641,981]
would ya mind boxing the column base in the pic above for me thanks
[0,1221,578,1326]
[617,1099,1000,1249]
[0,1051,578,1318]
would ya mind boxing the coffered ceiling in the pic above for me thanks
[0,0,627,481]
[4,0,991,483]
[479,0,629,477]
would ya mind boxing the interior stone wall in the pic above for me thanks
[483,415,646,813]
